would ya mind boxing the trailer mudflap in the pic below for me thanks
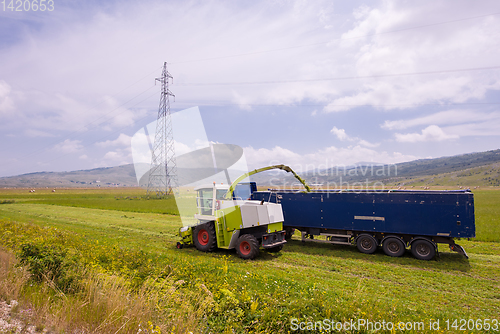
[450,243,468,259]
[262,231,287,249]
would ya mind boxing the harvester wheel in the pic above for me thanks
[356,234,378,254]
[236,234,260,260]
[176,242,183,249]
[193,222,217,252]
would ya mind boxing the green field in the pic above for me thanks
[0,188,499,333]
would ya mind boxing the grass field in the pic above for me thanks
[0,188,499,333]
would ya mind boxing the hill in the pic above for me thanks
[384,162,500,188]
[1,149,500,188]
[0,164,138,188]
[253,149,500,188]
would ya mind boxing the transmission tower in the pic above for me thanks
[147,62,178,198]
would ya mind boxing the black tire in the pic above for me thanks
[236,234,260,259]
[193,222,217,252]
[356,234,378,254]
[382,237,406,257]
[411,239,436,260]
[176,242,183,249]
[284,227,295,240]
[266,245,283,253]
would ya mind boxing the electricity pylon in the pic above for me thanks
[147,62,178,197]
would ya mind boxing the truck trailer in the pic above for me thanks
[251,188,475,260]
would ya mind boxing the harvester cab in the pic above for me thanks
[176,165,308,259]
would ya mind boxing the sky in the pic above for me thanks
[1,0,500,178]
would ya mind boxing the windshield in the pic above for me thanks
[197,189,213,215]
[216,189,228,200]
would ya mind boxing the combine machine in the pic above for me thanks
[177,165,310,259]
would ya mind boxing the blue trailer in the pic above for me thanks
[251,188,475,260]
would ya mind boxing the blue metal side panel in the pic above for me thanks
[279,193,323,228]
[252,190,475,238]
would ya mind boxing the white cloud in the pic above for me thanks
[96,133,132,147]
[53,139,83,153]
[1,1,500,121]
[0,80,14,114]
[358,139,380,148]
[244,144,416,171]
[323,1,500,113]
[330,126,379,147]
[395,125,459,142]
[2,0,500,177]
[331,126,348,141]
[175,140,193,156]
[24,129,57,138]
[443,120,500,137]
[383,109,500,138]
[99,150,131,167]
[382,109,500,131]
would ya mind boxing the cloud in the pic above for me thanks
[0,80,14,114]
[244,144,416,171]
[395,125,459,142]
[96,133,132,147]
[98,149,132,167]
[330,126,379,147]
[53,139,83,153]
[358,139,380,148]
[323,1,500,113]
[24,129,57,138]
[2,0,500,122]
[382,109,500,130]
[383,109,500,138]
[331,126,348,141]
[2,0,500,177]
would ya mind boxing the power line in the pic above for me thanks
[175,65,500,86]
[172,100,500,107]
[170,12,500,65]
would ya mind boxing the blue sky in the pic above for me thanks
[1,0,500,177]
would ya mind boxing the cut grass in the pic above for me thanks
[0,188,499,333]
[0,187,179,215]
[474,189,500,242]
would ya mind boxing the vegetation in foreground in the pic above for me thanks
[0,188,499,333]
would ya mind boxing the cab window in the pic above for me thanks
[197,189,213,215]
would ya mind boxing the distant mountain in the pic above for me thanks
[383,162,500,187]
[1,149,499,188]
[252,149,500,188]
[0,164,138,188]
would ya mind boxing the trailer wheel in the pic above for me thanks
[411,239,435,260]
[356,234,378,254]
[193,223,217,252]
[284,227,295,240]
[382,237,405,257]
[236,234,260,259]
